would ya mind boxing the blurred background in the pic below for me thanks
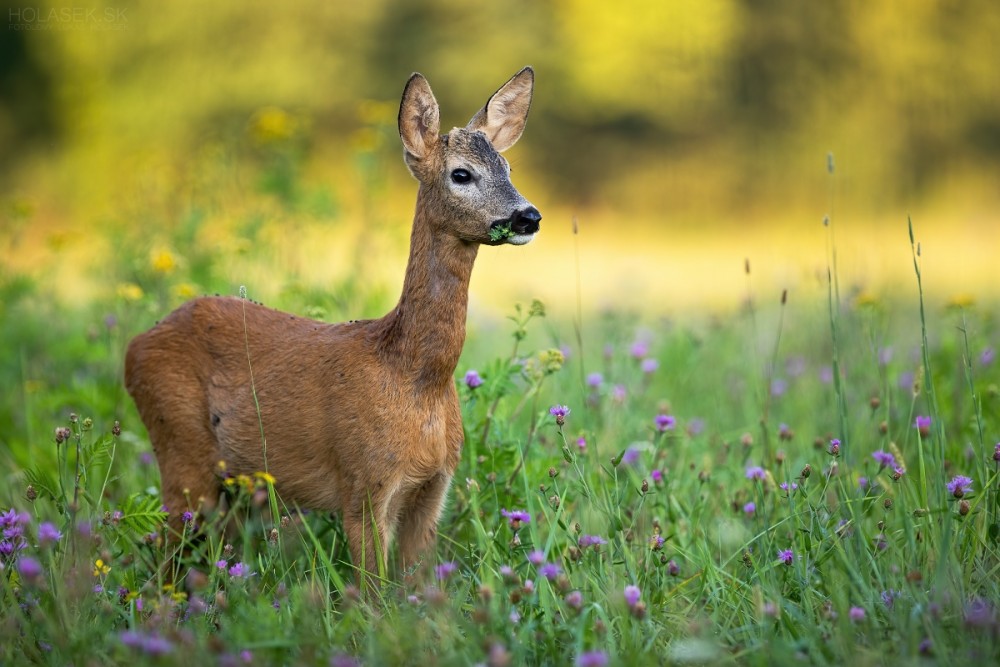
[2,0,999,318]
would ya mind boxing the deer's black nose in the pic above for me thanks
[510,206,542,235]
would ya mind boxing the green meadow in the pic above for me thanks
[3,2,1000,665]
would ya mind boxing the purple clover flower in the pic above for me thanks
[871,450,896,469]
[576,651,609,667]
[434,561,458,580]
[539,562,562,580]
[578,535,607,549]
[777,549,794,565]
[654,414,676,432]
[565,590,583,610]
[623,584,641,608]
[586,372,603,388]
[228,562,248,578]
[630,341,649,358]
[501,509,530,531]
[17,556,43,582]
[37,522,62,545]
[641,358,659,374]
[946,475,973,498]
[849,606,865,622]
[464,369,483,389]
[745,465,766,481]
[527,550,545,566]
[743,501,756,516]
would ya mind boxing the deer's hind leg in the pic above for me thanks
[396,472,452,574]
[142,393,224,537]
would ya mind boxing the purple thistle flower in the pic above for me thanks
[648,534,665,550]
[743,501,756,516]
[578,534,607,549]
[181,511,194,524]
[576,651,609,667]
[527,550,545,566]
[17,556,43,582]
[0,540,15,557]
[980,347,995,367]
[871,450,896,469]
[611,384,627,402]
[892,466,906,480]
[878,347,893,366]
[881,589,900,609]
[828,438,841,456]
[914,415,932,436]
[37,522,62,545]
[650,469,664,484]
[93,584,104,594]
[434,561,458,580]
[565,590,583,610]
[623,584,641,608]
[667,559,680,576]
[849,606,866,622]
[779,481,798,494]
[539,562,562,579]
[120,631,144,649]
[501,509,530,531]
[745,465,766,481]
[630,340,649,358]
[464,369,483,389]
[654,414,676,432]
[549,405,570,426]
[946,475,973,499]
[586,372,603,388]
[330,654,361,667]
[777,549,794,565]
[576,436,587,451]
[140,635,174,656]
[228,562,248,578]
[621,446,641,466]
[770,378,788,397]
[819,366,833,384]
[215,560,228,570]
[994,442,1000,462]
[964,598,996,627]
[686,418,705,436]
[641,358,659,374]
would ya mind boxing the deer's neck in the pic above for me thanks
[374,188,478,388]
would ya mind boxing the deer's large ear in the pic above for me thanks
[398,73,440,159]
[466,66,534,152]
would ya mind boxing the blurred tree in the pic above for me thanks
[0,28,59,173]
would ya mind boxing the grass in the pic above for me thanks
[1,147,999,666]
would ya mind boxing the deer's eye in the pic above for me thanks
[450,168,473,184]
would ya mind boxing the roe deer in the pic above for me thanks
[124,67,540,586]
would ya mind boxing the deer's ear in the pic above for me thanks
[466,66,534,152]
[398,73,440,159]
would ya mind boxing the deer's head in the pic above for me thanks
[398,67,540,246]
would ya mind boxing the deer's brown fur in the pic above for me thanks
[124,68,540,584]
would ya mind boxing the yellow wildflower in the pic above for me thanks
[151,249,177,274]
[116,283,144,302]
[173,282,198,299]
[93,559,111,577]
[253,471,276,485]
